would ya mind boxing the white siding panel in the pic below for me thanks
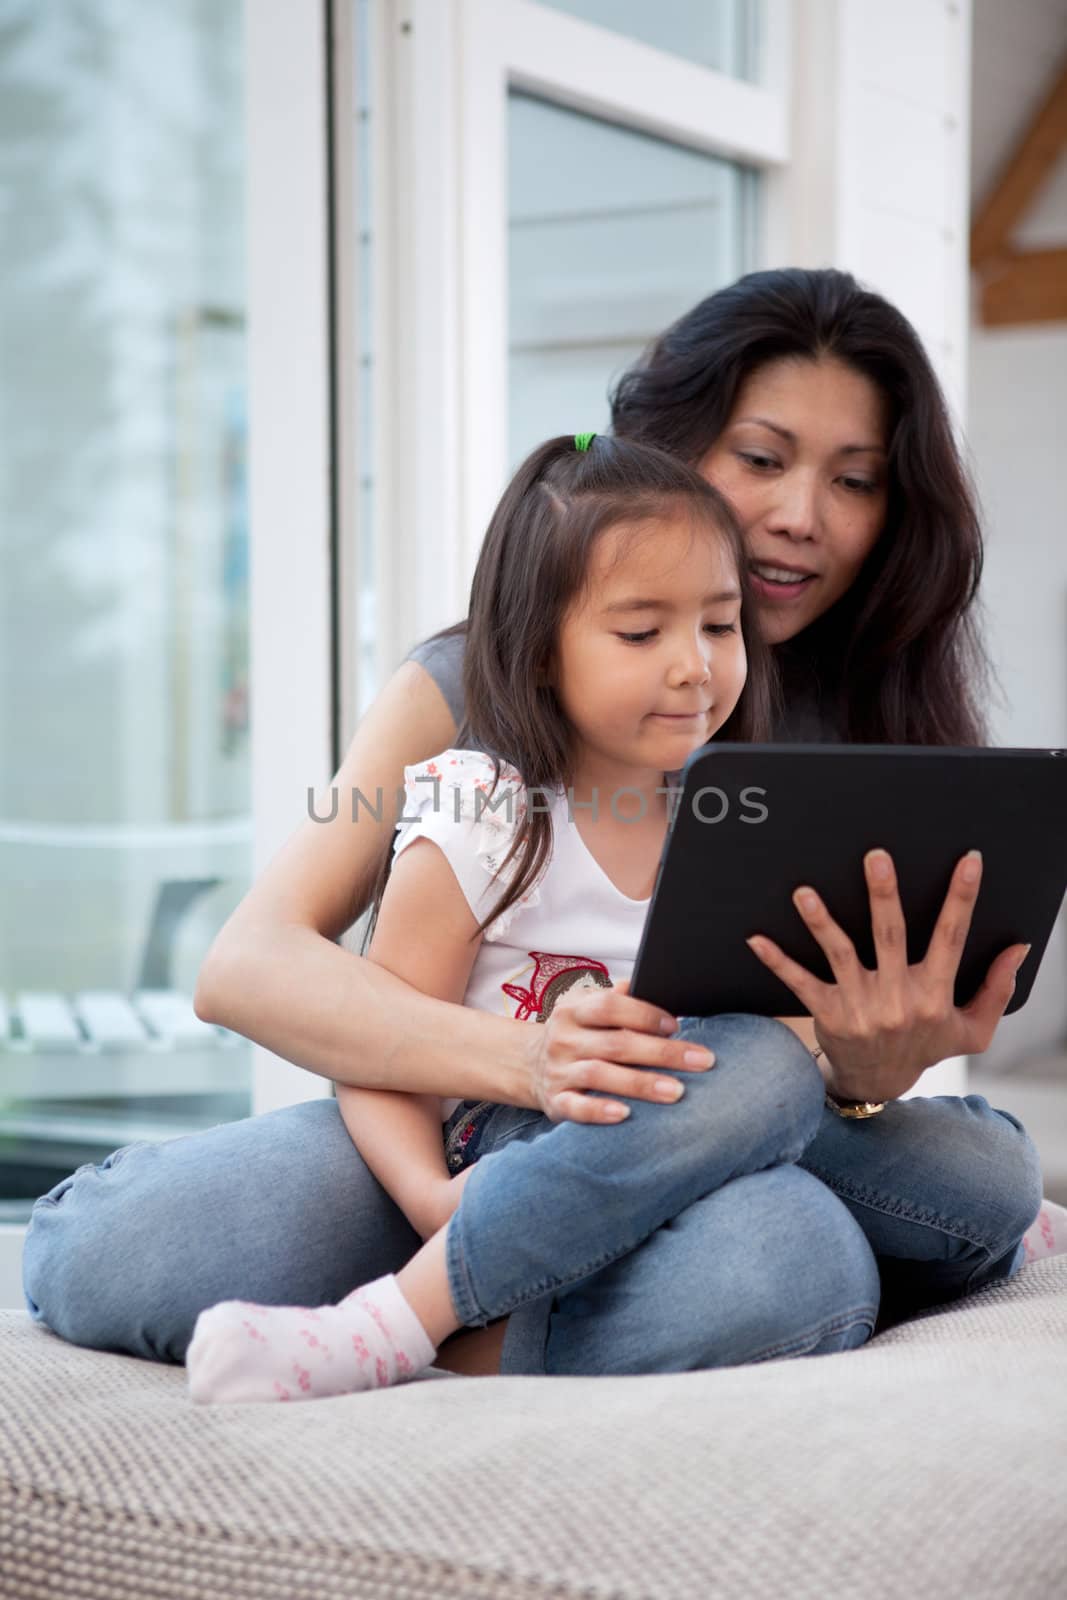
[800,0,972,420]
[845,94,951,227]
[844,211,952,341]
[850,0,956,113]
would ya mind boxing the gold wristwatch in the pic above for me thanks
[812,1047,887,1119]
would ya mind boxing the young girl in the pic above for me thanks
[185,432,854,1404]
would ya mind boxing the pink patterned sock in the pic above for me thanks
[186,1274,437,1405]
[1021,1199,1067,1265]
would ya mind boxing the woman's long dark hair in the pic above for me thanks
[610,267,990,746]
[367,435,775,944]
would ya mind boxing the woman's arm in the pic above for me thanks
[335,836,484,1240]
[194,658,711,1119]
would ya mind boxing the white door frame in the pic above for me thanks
[247,0,336,1113]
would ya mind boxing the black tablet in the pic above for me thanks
[630,745,1067,1019]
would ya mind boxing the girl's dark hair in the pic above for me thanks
[366,435,775,945]
[610,266,989,746]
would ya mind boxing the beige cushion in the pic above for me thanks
[3,1258,1066,1599]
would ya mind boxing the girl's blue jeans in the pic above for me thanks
[22,1015,1042,1376]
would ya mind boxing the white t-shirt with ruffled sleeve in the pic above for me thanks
[391,748,651,1119]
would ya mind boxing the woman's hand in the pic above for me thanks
[527,979,715,1124]
[746,848,1030,1104]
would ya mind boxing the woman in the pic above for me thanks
[22,268,1039,1376]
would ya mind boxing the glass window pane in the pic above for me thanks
[508,92,756,467]
[0,0,252,1221]
[537,0,758,81]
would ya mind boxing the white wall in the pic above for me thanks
[786,0,971,420]
[967,0,1067,1069]
[968,330,1067,1073]
[971,327,1067,758]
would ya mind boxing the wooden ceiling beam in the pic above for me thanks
[970,53,1067,269]
[978,248,1067,326]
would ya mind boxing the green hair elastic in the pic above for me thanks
[574,431,597,452]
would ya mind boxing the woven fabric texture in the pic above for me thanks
[3,1258,1066,1600]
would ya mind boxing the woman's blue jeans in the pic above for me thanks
[22,1015,1042,1376]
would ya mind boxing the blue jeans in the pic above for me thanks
[22,1015,1042,1375]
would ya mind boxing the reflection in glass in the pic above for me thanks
[538,0,758,80]
[508,93,757,467]
[0,1,251,1220]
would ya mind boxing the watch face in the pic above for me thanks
[825,1093,886,1119]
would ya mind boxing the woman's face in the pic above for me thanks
[699,356,891,645]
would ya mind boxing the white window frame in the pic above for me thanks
[372,0,791,668]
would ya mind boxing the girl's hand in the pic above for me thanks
[746,848,1030,1104]
[528,979,715,1125]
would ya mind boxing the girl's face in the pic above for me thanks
[699,356,890,645]
[554,512,748,785]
